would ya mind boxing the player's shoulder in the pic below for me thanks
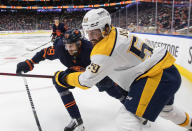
[80,39,92,51]
[54,39,68,55]
[54,39,64,48]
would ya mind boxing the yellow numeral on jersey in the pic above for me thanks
[88,63,100,73]
[128,36,153,61]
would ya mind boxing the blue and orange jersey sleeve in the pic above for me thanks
[31,46,57,64]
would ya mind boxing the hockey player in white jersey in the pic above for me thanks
[53,8,192,131]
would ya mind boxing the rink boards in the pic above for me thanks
[133,33,192,83]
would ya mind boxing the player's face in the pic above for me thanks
[55,20,59,26]
[65,43,78,56]
[86,29,103,46]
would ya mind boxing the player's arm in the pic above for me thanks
[16,46,57,74]
[53,55,110,90]
[32,46,57,62]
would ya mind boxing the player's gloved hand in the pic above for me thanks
[16,59,34,74]
[52,68,75,89]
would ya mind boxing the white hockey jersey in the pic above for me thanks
[66,27,175,91]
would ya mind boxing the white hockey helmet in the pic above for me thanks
[82,8,111,35]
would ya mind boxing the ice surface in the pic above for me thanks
[0,33,191,131]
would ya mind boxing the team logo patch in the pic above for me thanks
[91,22,99,27]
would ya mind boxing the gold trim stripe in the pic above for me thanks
[136,70,163,117]
[90,27,117,57]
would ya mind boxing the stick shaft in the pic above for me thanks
[23,77,42,131]
[27,41,51,51]
[0,72,53,79]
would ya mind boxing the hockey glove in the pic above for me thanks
[53,68,75,89]
[16,59,34,74]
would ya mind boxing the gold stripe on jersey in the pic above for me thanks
[65,72,90,90]
[136,70,163,117]
[137,52,175,80]
[90,26,117,57]
[135,52,175,117]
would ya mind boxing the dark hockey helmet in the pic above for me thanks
[63,29,82,45]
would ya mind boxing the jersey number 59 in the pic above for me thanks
[119,29,153,61]
[128,36,153,61]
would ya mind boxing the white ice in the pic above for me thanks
[0,33,192,131]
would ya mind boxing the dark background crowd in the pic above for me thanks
[0,7,117,31]
[111,2,191,34]
[0,10,86,31]
[0,2,191,35]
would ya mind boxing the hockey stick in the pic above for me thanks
[22,77,42,131]
[0,72,53,79]
[26,41,51,52]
